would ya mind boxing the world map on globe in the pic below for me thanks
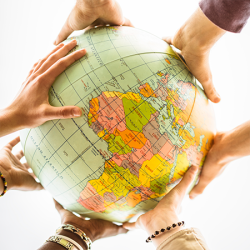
[20,26,216,222]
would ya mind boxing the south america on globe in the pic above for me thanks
[20,26,216,223]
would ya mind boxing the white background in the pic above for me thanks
[1,0,250,249]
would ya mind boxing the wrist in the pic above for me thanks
[144,211,183,247]
[0,173,4,194]
[0,163,13,191]
[63,221,95,242]
[58,229,87,250]
[0,107,24,137]
[174,7,226,55]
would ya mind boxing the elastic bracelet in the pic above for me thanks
[46,235,83,250]
[146,221,185,243]
[0,171,7,197]
[56,224,92,250]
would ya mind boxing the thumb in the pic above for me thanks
[172,165,198,200]
[162,36,173,45]
[122,221,137,231]
[54,7,96,45]
[44,105,82,120]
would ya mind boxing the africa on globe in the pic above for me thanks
[20,26,215,223]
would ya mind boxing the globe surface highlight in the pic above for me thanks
[20,26,215,222]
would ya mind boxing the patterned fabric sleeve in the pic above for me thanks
[199,0,250,33]
[157,228,210,250]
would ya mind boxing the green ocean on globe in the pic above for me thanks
[20,26,216,222]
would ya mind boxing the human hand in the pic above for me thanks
[54,200,128,242]
[0,40,86,137]
[123,166,198,247]
[54,0,133,45]
[0,137,43,192]
[163,8,226,103]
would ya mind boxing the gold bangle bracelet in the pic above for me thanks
[46,235,82,250]
[56,224,92,250]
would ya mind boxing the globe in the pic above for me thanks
[20,26,216,222]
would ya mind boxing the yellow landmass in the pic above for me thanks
[139,154,173,187]
[103,91,141,103]
[139,82,157,98]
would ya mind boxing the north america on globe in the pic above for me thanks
[20,26,215,222]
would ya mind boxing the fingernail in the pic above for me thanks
[72,39,77,44]
[59,43,64,47]
[73,108,82,117]
[79,48,86,54]
[189,195,195,199]
[191,165,198,172]
[53,40,58,45]
[214,94,221,103]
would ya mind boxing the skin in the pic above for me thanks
[38,200,128,250]
[0,40,86,137]
[123,166,198,248]
[190,121,250,199]
[0,137,42,193]
[54,0,133,45]
[164,7,250,199]
[163,7,226,103]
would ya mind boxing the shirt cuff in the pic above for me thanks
[199,0,250,33]
[156,228,210,250]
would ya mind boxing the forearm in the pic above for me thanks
[144,212,183,247]
[174,7,226,54]
[0,107,23,137]
[38,223,95,250]
[218,120,250,164]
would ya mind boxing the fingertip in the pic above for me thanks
[73,107,82,117]
[189,165,199,175]
[189,194,196,199]
[162,36,172,44]
[213,95,221,103]
[54,39,59,46]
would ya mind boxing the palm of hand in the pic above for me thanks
[0,137,43,191]
[54,200,127,242]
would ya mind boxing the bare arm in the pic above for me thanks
[164,7,226,103]
[190,120,250,198]
[0,40,86,138]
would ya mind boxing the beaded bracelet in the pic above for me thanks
[0,171,7,197]
[146,221,185,243]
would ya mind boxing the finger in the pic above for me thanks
[54,7,96,45]
[99,222,128,238]
[172,165,198,201]
[32,44,65,75]
[35,40,78,76]
[54,199,64,213]
[5,136,20,150]
[189,156,225,199]
[122,17,134,27]
[42,48,86,88]
[43,105,82,120]
[162,36,173,45]
[15,150,24,160]
[17,173,43,191]
[23,163,31,170]
[180,52,220,103]
[193,58,220,103]
[53,199,69,219]
[122,221,137,230]
[26,62,39,79]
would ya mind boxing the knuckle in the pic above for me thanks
[58,108,69,118]
[49,53,60,61]
[58,58,68,68]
